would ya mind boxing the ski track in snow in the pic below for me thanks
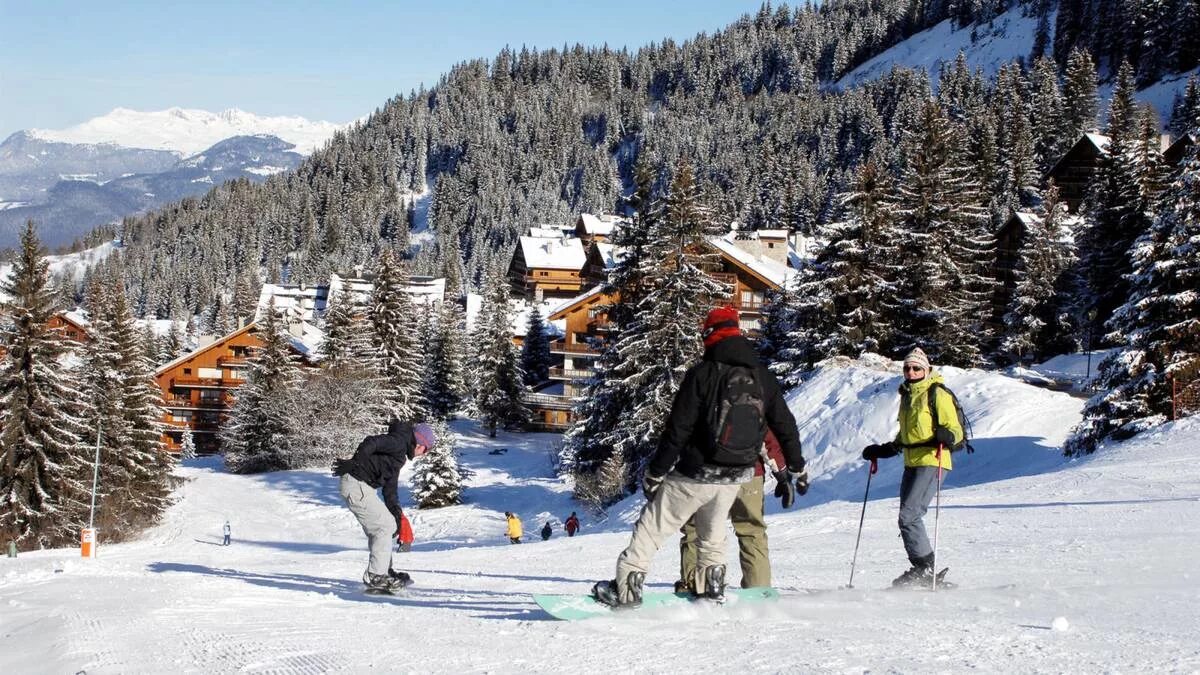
[2,363,1199,673]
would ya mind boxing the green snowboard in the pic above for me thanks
[533,587,780,621]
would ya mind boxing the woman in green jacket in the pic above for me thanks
[862,347,963,586]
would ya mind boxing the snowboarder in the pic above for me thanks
[564,512,580,537]
[396,512,413,553]
[332,419,435,594]
[592,306,805,608]
[222,520,231,546]
[505,512,523,544]
[541,522,552,541]
[675,428,801,591]
[861,347,963,587]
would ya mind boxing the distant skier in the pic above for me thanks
[222,520,231,546]
[332,419,435,594]
[541,522,552,541]
[592,306,805,608]
[505,512,523,544]
[396,512,413,553]
[861,348,963,587]
[564,512,580,537]
[675,428,802,592]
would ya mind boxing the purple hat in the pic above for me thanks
[413,422,436,449]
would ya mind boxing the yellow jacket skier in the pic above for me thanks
[505,512,523,544]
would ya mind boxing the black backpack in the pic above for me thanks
[705,364,767,466]
[928,382,975,453]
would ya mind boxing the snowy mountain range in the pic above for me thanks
[0,108,345,250]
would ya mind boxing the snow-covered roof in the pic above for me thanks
[518,236,587,271]
[577,213,628,236]
[547,283,607,320]
[1013,212,1042,227]
[63,309,90,327]
[756,229,788,239]
[1083,133,1111,154]
[256,283,328,322]
[707,233,796,288]
[529,226,570,238]
[594,242,623,269]
[327,274,373,309]
[284,320,325,360]
[510,298,565,338]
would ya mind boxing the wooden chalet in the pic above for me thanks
[1163,133,1196,168]
[154,321,313,455]
[507,235,588,301]
[48,311,91,343]
[574,213,627,244]
[1046,133,1110,213]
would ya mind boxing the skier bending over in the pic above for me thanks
[592,306,805,607]
[676,428,804,592]
[564,512,580,537]
[861,347,962,587]
[332,419,435,593]
[505,512,523,544]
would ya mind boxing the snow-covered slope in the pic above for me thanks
[2,364,1197,672]
[30,107,345,156]
[0,240,116,302]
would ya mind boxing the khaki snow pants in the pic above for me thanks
[615,474,744,603]
[339,474,394,578]
[679,474,769,589]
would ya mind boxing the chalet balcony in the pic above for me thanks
[217,355,248,367]
[164,395,233,410]
[548,367,595,381]
[524,392,578,411]
[163,418,222,432]
[170,376,239,389]
[550,340,599,356]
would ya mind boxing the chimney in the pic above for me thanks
[289,320,304,338]
[1160,133,1172,153]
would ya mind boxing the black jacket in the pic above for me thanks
[648,335,804,481]
[346,420,417,520]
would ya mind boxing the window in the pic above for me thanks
[171,411,192,423]
[183,368,192,375]
[198,367,222,379]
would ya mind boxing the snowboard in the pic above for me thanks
[533,587,780,621]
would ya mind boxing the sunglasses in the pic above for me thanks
[903,365,926,373]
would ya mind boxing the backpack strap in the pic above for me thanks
[899,382,944,449]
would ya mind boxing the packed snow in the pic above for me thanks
[2,358,1199,672]
[0,241,117,302]
[29,107,346,157]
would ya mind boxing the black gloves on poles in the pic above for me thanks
[330,458,352,477]
[642,473,665,501]
[934,426,956,449]
[862,442,900,461]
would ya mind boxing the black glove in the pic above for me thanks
[772,469,796,508]
[794,469,809,497]
[331,458,352,477]
[933,427,956,449]
[862,442,899,461]
[642,473,665,501]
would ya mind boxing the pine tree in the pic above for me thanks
[999,183,1075,364]
[0,221,92,549]
[571,160,729,497]
[1066,132,1200,454]
[471,261,530,437]
[410,420,463,508]
[426,298,469,419]
[890,102,994,366]
[520,304,552,386]
[221,301,299,473]
[1062,49,1099,139]
[369,249,426,419]
[180,428,197,460]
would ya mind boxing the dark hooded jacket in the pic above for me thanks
[345,420,418,519]
[648,335,803,482]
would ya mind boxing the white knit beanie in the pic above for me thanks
[903,347,931,371]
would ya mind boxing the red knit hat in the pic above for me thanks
[702,306,741,348]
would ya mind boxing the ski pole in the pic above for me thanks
[847,458,877,589]
[932,445,943,592]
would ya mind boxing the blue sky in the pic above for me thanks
[0,1,768,137]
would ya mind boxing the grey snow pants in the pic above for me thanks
[898,465,943,563]
[339,474,394,579]
[615,473,745,603]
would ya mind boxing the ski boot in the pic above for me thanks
[363,572,407,595]
[387,568,413,588]
[673,579,694,594]
[892,554,935,588]
[592,572,644,609]
[699,564,727,603]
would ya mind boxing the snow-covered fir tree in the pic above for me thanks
[1066,124,1200,454]
[520,304,552,386]
[426,297,469,419]
[890,101,994,366]
[410,420,462,508]
[569,160,728,500]
[180,428,197,461]
[0,221,92,549]
[370,248,426,419]
[998,182,1076,364]
[471,260,530,437]
[220,301,299,473]
[81,274,174,539]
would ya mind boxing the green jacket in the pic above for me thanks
[894,372,962,470]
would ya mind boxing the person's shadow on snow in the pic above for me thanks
[145,562,546,620]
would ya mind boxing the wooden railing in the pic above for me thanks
[548,367,595,380]
[524,393,579,410]
[171,377,235,388]
[165,396,232,409]
[549,340,600,355]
